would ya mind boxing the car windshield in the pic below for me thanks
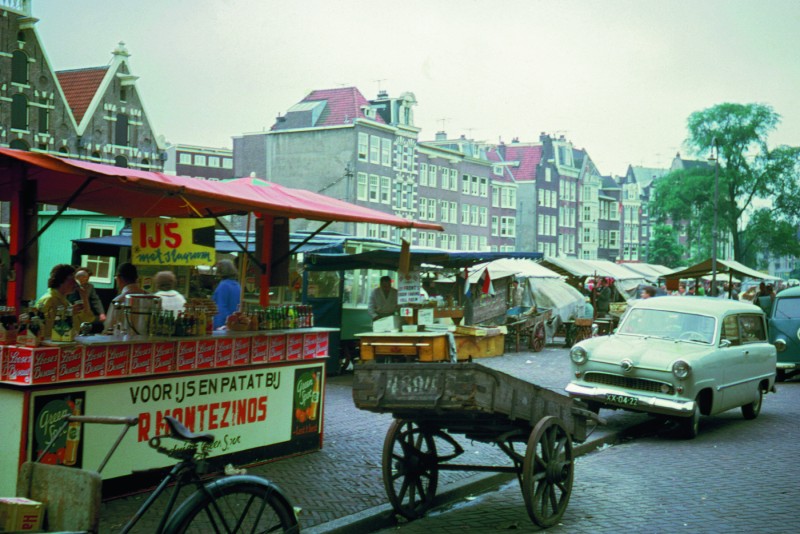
[618,308,716,344]
[774,297,800,319]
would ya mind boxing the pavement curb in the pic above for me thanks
[305,417,658,533]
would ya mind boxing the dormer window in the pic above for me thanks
[120,87,127,102]
[361,106,376,120]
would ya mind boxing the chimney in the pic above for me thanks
[275,113,286,123]
[497,140,506,159]
[377,89,388,99]
[435,131,447,141]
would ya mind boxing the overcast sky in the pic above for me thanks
[34,0,800,176]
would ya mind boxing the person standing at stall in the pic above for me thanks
[70,268,105,322]
[368,275,398,320]
[36,264,94,338]
[153,271,186,316]
[104,262,147,332]
[213,259,241,329]
[595,277,611,318]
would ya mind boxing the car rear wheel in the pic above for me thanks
[741,389,763,420]
[776,369,786,383]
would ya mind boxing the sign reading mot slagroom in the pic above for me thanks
[132,218,216,266]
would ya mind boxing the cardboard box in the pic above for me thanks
[268,334,286,362]
[152,342,176,374]
[285,333,303,361]
[315,332,329,358]
[250,335,269,363]
[106,344,130,377]
[215,338,233,367]
[232,337,250,366]
[58,344,84,381]
[176,340,197,371]
[4,346,60,385]
[0,497,44,532]
[83,345,108,379]
[195,339,216,369]
[372,315,401,333]
[303,333,318,359]
[0,345,5,381]
[129,343,153,375]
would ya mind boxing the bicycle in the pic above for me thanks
[22,414,300,533]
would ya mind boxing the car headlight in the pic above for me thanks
[775,338,787,353]
[570,346,588,365]
[672,359,691,379]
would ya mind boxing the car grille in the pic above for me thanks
[584,372,674,395]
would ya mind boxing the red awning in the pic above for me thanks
[0,148,443,230]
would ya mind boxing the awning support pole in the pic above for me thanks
[205,210,265,274]
[272,221,332,268]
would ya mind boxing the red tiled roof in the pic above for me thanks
[487,144,543,182]
[56,67,109,124]
[304,87,385,126]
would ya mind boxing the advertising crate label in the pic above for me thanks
[303,333,318,359]
[5,347,32,384]
[268,334,286,362]
[196,339,216,369]
[315,333,329,358]
[58,345,84,381]
[176,341,197,371]
[152,342,176,374]
[286,333,303,361]
[250,335,269,363]
[106,345,130,378]
[232,338,250,366]
[32,347,60,384]
[130,343,153,375]
[83,345,107,379]
[215,338,233,367]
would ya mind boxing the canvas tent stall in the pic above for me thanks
[614,262,673,283]
[664,258,780,297]
[539,257,647,302]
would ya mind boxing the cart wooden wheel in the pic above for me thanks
[382,419,439,520]
[521,416,574,528]
[530,323,546,352]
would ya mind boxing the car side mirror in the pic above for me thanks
[719,339,732,348]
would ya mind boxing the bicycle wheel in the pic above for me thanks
[165,475,299,533]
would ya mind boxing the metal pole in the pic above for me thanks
[711,137,719,295]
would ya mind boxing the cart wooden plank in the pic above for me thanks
[353,362,588,441]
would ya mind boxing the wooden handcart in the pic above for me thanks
[505,307,552,353]
[352,362,603,528]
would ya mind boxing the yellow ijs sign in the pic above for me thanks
[132,218,216,266]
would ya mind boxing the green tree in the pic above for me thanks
[651,103,800,263]
[647,224,685,268]
[740,208,800,268]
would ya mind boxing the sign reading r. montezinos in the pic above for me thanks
[132,218,216,266]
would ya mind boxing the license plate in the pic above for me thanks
[605,393,639,406]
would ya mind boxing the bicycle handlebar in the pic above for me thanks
[63,415,139,426]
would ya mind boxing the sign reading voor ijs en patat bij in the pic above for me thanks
[132,218,216,266]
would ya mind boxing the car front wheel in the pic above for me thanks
[679,400,700,439]
[741,389,763,420]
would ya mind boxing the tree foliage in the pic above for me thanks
[650,103,800,263]
[647,224,685,268]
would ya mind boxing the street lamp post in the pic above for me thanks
[711,137,719,295]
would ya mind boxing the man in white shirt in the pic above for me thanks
[368,276,398,320]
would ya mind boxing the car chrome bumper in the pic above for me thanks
[565,382,696,417]
[776,362,798,370]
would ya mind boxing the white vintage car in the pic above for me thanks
[565,296,777,438]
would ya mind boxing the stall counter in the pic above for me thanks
[0,327,336,497]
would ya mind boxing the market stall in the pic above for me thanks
[0,148,442,497]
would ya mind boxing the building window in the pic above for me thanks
[471,176,479,195]
[441,169,450,190]
[9,139,29,151]
[208,156,220,167]
[114,155,128,168]
[428,199,436,220]
[470,205,479,225]
[449,201,457,222]
[461,204,470,224]
[83,226,116,282]
[12,50,27,85]
[420,163,428,186]
[120,87,127,102]
[501,216,516,237]
[381,138,392,166]
[370,135,381,164]
[11,94,27,130]
[450,169,458,191]
[480,177,488,197]
[194,155,206,166]
[418,198,428,220]
[380,176,391,204]
[356,172,368,200]
[38,97,49,133]
[440,200,449,223]
[462,174,470,194]
[358,133,369,161]
[429,165,437,188]
[491,216,499,236]
[179,153,192,164]
[115,114,129,146]
[491,186,499,207]
[369,174,379,202]
[462,235,470,250]
[222,158,233,169]
[480,207,487,227]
